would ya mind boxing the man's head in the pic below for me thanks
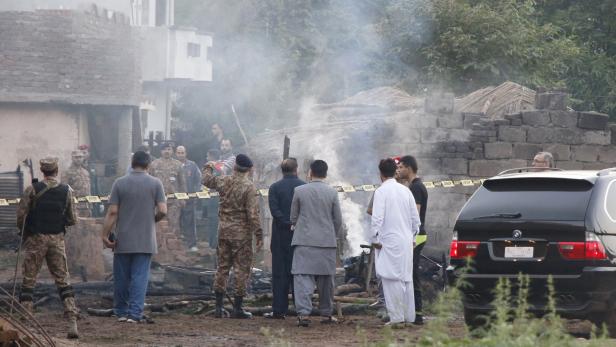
[234,154,253,173]
[379,158,397,180]
[281,158,298,176]
[40,157,59,177]
[71,150,85,166]
[220,139,233,155]
[131,150,151,170]
[176,145,187,162]
[211,123,223,138]
[207,149,221,162]
[309,160,328,180]
[397,155,418,180]
[161,142,174,159]
[532,152,554,169]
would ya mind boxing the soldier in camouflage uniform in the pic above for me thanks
[61,150,91,217]
[149,142,186,236]
[17,157,79,339]
[203,154,263,319]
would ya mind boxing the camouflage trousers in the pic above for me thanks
[20,233,78,318]
[167,200,183,237]
[214,238,253,297]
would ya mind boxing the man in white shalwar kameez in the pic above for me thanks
[370,158,421,327]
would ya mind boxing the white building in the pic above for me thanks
[1,0,214,141]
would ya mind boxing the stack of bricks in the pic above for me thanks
[155,220,183,264]
[64,217,105,281]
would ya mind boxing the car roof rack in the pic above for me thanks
[597,168,616,176]
[496,167,564,176]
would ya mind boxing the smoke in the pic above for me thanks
[174,1,429,256]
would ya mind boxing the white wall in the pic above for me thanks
[168,29,213,82]
[0,104,88,183]
[140,27,213,82]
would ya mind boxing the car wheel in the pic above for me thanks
[463,307,486,330]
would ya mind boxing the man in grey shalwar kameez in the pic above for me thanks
[290,159,343,327]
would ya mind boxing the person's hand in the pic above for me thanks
[256,239,263,251]
[290,225,295,231]
[102,236,116,250]
[371,242,382,250]
[204,161,216,170]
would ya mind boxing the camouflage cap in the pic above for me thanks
[40,157,59,171]
[71,150,85,157]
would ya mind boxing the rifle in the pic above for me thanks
[22,158,38,184]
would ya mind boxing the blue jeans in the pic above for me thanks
[113,253,152,320]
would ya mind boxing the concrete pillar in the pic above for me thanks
[117,107,133,175]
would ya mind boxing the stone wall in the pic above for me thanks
[408,97,615,257]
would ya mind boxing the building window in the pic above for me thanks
[187,43,201,58]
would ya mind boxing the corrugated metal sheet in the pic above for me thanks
[0,170,23,246]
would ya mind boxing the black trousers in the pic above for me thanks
[413,242,425,314]
[271,229,294,314]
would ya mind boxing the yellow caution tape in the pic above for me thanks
[85,196,101,203]
[0,178,486,205]
[195,191,210,199]
[341,185,356,193]
[174,193,189,200]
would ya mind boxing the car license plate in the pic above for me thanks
[504,247,533,258]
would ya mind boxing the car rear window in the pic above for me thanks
[459,178,593,221]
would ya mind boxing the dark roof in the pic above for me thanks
[0,10,141,106]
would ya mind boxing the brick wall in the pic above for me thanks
[0,10,140,106]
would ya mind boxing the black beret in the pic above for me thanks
[235,154,253,168]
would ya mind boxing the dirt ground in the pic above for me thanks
[38,309,465,347]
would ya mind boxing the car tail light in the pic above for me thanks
[585,232,607,260]
[558,232,607,260]
[450,231,480,259]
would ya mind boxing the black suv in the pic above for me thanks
[448,169,616,335]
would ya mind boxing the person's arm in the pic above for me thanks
[332,192,343,237]
[408,191,421,240]
[101,204,118,249]
[64,188,76,226]
[246,186,263,250]
[366,193,374,216]
[409,184,423,215]
[290,189,300,227]
[155,201,167,222]
[268,185,287,224]
[154,179,167,222]
[193,163,202,192]
[16,186,33,229]
[178,166,187,193]
[370,189,385,248]
[202,163,224,190]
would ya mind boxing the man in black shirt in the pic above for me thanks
[397,155,428,325]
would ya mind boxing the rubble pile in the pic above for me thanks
[65,218,105,281]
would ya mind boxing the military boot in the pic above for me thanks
[214,292,224,318]
[67,316,79,339]
[231,296,252,319]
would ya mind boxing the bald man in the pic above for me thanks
[176,146,202,250]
